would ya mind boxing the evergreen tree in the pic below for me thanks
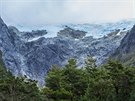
[62,59,87,101]
[83,57,113,101]
[0,58,43,101]
[105,60,135,101]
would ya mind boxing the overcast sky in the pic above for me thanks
[0,0,135,27]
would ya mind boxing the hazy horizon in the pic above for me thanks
[0,0,135,27]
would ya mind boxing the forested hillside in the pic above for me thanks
[1,56,135,101]
[0,51,45,101]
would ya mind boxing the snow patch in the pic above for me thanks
[116,30,121,36]
[27,35,45,42]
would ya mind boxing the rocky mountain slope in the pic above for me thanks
[0,17,134,86]
[112,25,135,66]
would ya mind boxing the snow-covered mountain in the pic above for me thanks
[0,17,134,86]
[16,19,135,39]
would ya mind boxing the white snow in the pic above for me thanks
[67,19,135,38]
[16,19,135,39]
[75,39,79,41]
[27,35,45,42]
[116,30,121,36]
[44,25,63,38]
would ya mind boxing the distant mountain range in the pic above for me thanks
[0,17,134,86]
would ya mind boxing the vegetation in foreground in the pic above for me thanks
[1,57,135,101]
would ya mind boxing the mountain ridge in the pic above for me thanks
[111,25,135,66]
[0,17,134,86]
[14,19,135,38]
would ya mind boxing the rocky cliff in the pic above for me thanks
[112,25,135,66]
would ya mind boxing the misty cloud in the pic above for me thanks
[0,0,134,27]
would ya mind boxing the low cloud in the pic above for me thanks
[0,0,134,27]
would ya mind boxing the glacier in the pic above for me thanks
[16,19,135,39]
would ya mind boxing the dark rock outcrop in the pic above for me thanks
[57,26,86,39]
[21,30,47,41]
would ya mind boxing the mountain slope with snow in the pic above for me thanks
[0,17,134,86]
[16,19,135,38]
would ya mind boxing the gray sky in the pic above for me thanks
[0,0,135,26]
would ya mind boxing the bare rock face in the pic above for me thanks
[0,17,19,74]
[0,17,75,86]
[117,25,135,54]
[112,25,135,66]
[0,17,128,86]
[57,26,86,39]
